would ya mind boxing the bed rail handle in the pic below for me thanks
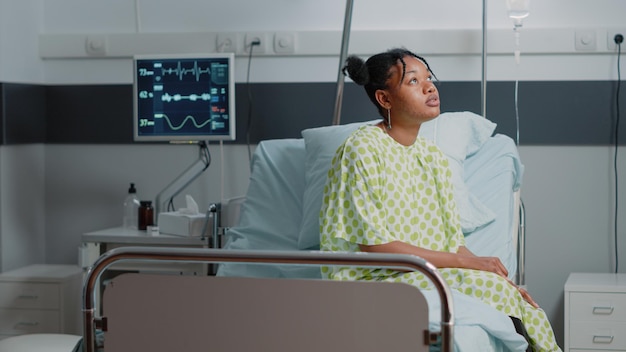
[82,247,454,352]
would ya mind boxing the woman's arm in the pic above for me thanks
[360,241,539,308]
[359,241,509,279]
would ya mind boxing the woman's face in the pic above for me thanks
[383,56,440,126]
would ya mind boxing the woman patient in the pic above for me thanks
[319,48,561,351]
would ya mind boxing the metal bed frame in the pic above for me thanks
[81,247,454,352]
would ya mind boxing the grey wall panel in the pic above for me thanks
[236,82,337,143]
[0,83,47,145]
[235,82,482,142]
[0,84,4,144]
[488,81,620,146]
[2,81,624,145]
[45,85,133,144]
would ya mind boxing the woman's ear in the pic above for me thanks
[375,89,391,110]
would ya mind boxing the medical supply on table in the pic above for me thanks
[123,183,140,230]
[138,200,154,230]
[158,195,210,237]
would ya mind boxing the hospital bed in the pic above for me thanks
[215,111,528,352]
[89,112,526,352]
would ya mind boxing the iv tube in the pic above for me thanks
[507,0,529,146]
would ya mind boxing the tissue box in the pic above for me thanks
[158,212,212,237]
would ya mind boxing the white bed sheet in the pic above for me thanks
[462,134,524,279]
[423,290,527,351]
[218,138,318,278]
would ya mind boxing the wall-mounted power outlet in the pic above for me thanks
[244,32,266,54]
[274,32,296,54]
[575,29,597,51]
[607,28,626,50]
[85,35,107,56]
[216,32,238,53]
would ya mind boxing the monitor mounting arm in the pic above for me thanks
[154,141,210,222]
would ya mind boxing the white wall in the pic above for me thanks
[0,145,47,271]
[0,0,43,83]
[36,0,626,84]
[0,0,46,272]
[1,0,625,346]
[520,145,625,346]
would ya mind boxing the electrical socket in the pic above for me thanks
[85,35,107,56]
[274,32,296,54]
[607,28,626,50]
[216,32,238,53]
[575,29,597,51]
[244,32,266,54]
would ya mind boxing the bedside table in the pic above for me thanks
[564,272,626,351]
[0,264,83,340]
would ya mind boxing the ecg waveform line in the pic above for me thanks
[161,61,211,82]
[161,92,211,102]
[155,113,213,131]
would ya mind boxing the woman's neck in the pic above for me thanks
[378,121,419,146]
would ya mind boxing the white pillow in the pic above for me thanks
[298,120,379,249]
[297,112,497,250]
[418,111,497,233]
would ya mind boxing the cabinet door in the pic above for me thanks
[0,309,60,335]
[0,283,60,309]
[569,321,626,350]
[569,292,626,322]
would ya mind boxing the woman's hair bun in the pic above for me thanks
[342,55,369,86]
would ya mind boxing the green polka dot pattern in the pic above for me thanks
[320,127,462,259]
[319,126,561,352]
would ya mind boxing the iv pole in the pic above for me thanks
[333,0,486,124]
[332,0,354,126]
[481,0,487,118]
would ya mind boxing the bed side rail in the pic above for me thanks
[82,247,454,352]
[512,190,526,287]
[517,197,526,287]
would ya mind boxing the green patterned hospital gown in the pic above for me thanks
[320,126,560,352]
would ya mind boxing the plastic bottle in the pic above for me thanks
[123,183,140,230]
[138,200,154,231]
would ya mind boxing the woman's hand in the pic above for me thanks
[460,255,509,279]
[458,248,539,308]
[517,286,539,308]
[456,247,508,279]
[503,277,540,308]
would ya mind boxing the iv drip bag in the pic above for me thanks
[507,0,530,27]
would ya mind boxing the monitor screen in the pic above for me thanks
[133,53,236,142]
